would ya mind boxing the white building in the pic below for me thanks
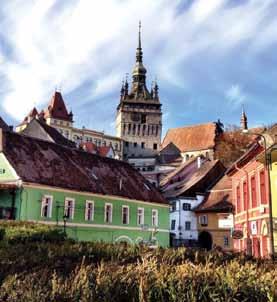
[160,156,226,247]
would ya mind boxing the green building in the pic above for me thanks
[0,129,169,246]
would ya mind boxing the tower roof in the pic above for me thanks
[118,22,160,105]
[44,91,73,122]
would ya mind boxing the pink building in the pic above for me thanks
[227,142,270,258]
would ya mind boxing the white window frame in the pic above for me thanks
[41,195,53,218]
[64,198,75,219]
[137,207,144,225]
[104,203,113,223]
[199,214,208,226]
[85,200,94,221]
[152,209,158,227]
[122,205,129,225]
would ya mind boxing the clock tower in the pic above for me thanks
[116,23,162,160]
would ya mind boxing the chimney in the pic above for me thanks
[119,178,123,191]
[0,128,5,152]
[197,156,202,169]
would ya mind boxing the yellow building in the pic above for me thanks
[194,175,234,251]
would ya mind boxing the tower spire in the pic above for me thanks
[240,105,248,130]
[136,20,143,63]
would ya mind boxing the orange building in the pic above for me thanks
[195,175,234,251]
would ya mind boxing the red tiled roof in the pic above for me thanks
[162,122,217,152]
[19,107,39,126]
[2,130,166,204]
[80,142,98,154]
[98,146,113,157]
[44,91,73,122]
[194,175,233,213]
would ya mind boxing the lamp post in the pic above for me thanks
[242,129,274,258]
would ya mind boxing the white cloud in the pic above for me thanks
[225,84,245,107]
[0,0,276,123]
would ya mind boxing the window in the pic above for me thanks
[183,203,191,211]
[223,235,229,246]
[153,143,157,150]
[260,170,266,204]
[64,198,75,219]
[134,142,137,148]
[171,219,176,230]
[132,124,136,135]
[125,141,129,148]
[104,203,112,223]
[122,206,129,225]
[137,207,144,225]
[152,209,158,227]
[41,195,53,218]
[141,114,146,124]
[141,142,145,149]
[185,221,191,230]
[236,185,241,213]
[243,181,248,211]
[250,176,257,208]
[171,202,176,212]
[199,215,208,226]
[103,140,106,146]
[85,201,94,221]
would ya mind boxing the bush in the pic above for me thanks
[0,228,5,241]
[0,222,276,301]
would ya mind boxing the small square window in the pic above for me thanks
[183,203,191,211]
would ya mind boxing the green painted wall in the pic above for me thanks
[0,153,18,182]
[18,186,169,247]
[0,153,169,246]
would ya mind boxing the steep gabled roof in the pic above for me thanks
[161,159,226,199]
[44,91,73,122]
[18,107,39,126]
[21,119,76,148]
[194,175,233,213]
[162,122,218,153]
[2,130,166,204]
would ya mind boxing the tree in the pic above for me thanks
[214,125,257,168]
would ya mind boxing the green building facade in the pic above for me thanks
[0,130,169,246]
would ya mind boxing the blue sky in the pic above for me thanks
[0,0,277,137]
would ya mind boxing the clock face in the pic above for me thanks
[131,113,140,122]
